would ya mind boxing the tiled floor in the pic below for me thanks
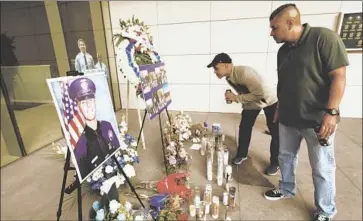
[1,110,361,220]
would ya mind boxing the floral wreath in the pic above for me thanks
[114,16,162,87]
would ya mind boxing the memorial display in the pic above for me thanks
[337,12,363,51]
[114,16,162,85]
[114,16,171,121]
[47,72,127,183]
[48,15,238,221]
[139,62,172,120]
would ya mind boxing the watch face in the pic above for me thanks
[328,108,339,115]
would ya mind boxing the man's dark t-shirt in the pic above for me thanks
[277,23,349,128]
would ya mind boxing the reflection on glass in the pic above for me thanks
[0,89,22,167]
[95,53,109,79]
[1,2,63,154]
[75,38,95,72]
[1,65,63,153]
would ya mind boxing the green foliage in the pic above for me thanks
[134,52,153,66]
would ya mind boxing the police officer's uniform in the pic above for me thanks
[69,78,120,178]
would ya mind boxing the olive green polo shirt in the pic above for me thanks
[277,23,349,128]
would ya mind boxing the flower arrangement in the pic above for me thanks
[150,194,188,221]
[87,115,140,195]
[165,111,192,143]
[91,199,134,221]
[164,141,189,174]
[162,112,193,174]
[86,148,139,195]
[114,16,162,86]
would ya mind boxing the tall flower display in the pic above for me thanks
[163,112,193,174]
[114,16,162,86]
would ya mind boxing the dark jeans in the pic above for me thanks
[237,102,279,166]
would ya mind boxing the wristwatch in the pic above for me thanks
[325,108,340,116]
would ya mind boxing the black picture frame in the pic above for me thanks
[337,12,363,52]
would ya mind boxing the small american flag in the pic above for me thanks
[60,81,86,149]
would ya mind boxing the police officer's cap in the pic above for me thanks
[69,77,96,101]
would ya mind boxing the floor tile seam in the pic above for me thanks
[337,165,362,193]
[296,185,312,217]
[336,129,362,147]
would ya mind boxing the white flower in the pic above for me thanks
[123,164,136,178]
[171,149,177,156]
[109,200,121,214]
[87,177,91,183]
[182,133,189,140]
[92,168,104,181]
[124,201,132,212]
[131,141,137,147]
[95,209,105,221]
[117,213,127,221]
[167,145,175,152]
[100,176,120,195]
[105,165,114,174]
[179,148,187,159]
[117,174,126,186]
[135,215,144,221]
[120,121,127,128]
[123,155,131,162]
[120,140,128,150]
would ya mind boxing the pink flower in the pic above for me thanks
[168,156,177,165]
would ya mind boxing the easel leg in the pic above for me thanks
[136,109,147,151]
[165,107,171,125]
[158,114,169,175]
[112,155,145,208]
[77,177,82,221]
[57,149,71,221]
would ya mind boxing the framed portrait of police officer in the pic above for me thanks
[47,72,126,183]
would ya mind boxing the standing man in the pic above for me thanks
[69,77,120,179]
[75,39,95,73]
[264,4,348,221]
[207,53,280,176]
[95,53,109,79]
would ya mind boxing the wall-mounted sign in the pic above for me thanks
[337,12,362,52]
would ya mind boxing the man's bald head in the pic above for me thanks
[270,3,301,23]
[269,4,304,44]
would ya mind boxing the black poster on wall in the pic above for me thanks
[337,12,362,51]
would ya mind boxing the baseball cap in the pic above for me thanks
[207,53,232,68]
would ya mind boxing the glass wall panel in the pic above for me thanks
[0,1,62,154]
[0,87,23,167]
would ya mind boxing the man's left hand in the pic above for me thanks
[225,92,237,102]
[319,114,337,140]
